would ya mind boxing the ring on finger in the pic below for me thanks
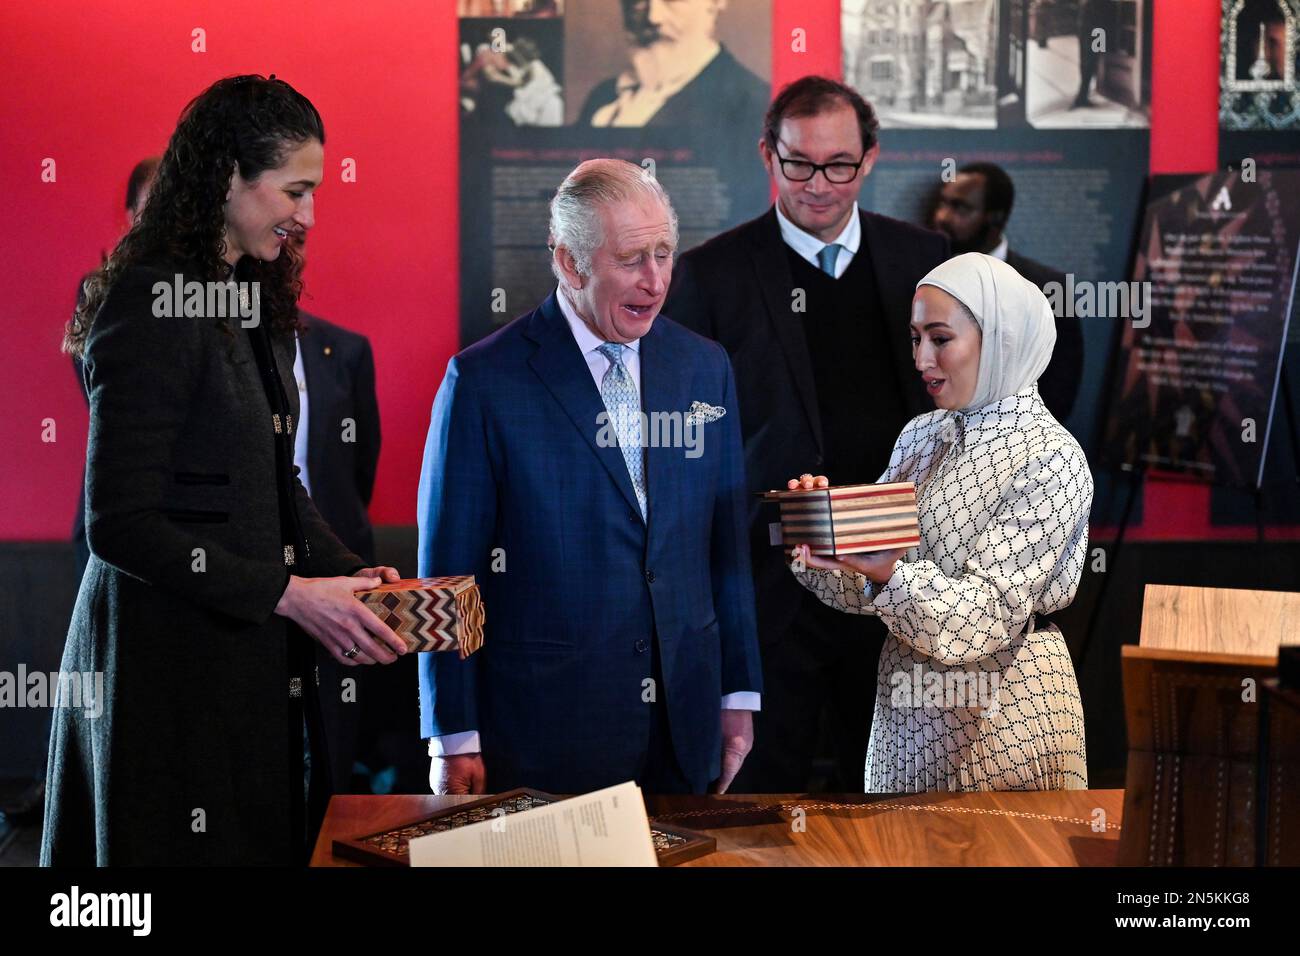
[344,645,360,660]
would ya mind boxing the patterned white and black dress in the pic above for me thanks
[793,385,1091,791]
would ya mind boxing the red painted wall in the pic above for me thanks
[0,0,1235,541]
[0,0,458,536]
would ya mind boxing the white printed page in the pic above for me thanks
[408,781,658,867]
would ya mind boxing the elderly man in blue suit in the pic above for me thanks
[417,158,762,795]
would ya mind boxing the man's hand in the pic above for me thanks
[711,709,753,794]
[430,754,487,795]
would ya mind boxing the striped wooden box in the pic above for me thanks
[357,576,485,659]
[762,482,920,556]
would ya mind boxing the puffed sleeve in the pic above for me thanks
[793,565,879,616]
[866,445,1091,666]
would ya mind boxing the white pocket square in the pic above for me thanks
[686,401,727,426]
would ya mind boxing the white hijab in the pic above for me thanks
[916,252,1057,411]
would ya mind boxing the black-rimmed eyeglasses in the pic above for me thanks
[772,143,868,184]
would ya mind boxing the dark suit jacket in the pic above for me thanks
[43,263,363,865]
[416,293,762,794]
[296,312,381,564]
[664,207,949,647]
[577,45,768,128]
[295,312,382,794]
[1004,248,1085,423]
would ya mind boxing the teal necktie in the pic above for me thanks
[817,243,842,276]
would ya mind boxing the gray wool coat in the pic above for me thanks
[41,262,364,866]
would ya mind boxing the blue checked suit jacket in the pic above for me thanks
[416,292,762,793]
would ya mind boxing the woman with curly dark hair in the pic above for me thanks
[45,75,408,866]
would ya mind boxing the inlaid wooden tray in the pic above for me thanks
[333,788,716,867]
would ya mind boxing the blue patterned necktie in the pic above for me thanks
[597,341,647,519]
[817,242,842,276]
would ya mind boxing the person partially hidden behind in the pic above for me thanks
[929,161,1083,423]
[664,76,948,793]
[789,253,1092,792]
[417,158,762,796]
[285,231,385,797]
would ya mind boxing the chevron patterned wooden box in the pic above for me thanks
[763,482,920,556]
[357,576,485,658]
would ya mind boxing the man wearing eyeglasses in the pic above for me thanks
[663,75,948,794]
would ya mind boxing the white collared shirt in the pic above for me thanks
[775,202,861,278]
[292,337,311,495]
[556,286,643,396]
[990,235,1009,261]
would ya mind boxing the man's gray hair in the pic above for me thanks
[548,158,679,282]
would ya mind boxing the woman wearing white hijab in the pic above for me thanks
[789,253,1091,791]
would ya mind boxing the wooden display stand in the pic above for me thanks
[1119,584,1300,865]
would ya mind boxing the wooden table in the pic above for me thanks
[312,789,1124,866]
